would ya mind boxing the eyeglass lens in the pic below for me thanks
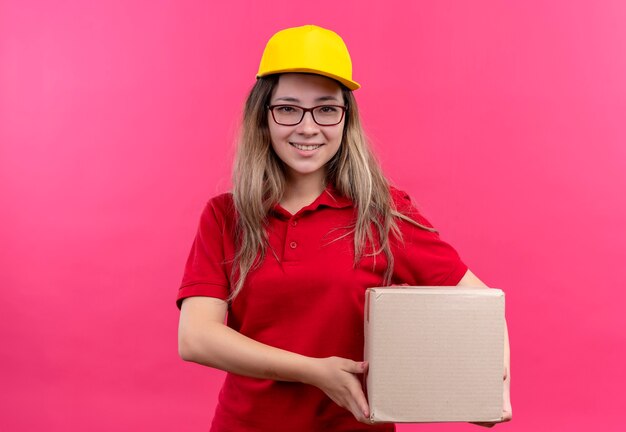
[271,105,344,126]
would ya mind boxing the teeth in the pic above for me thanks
[291,143,322,151]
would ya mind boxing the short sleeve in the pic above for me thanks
[176,198,230,309]
[390,187,468,286]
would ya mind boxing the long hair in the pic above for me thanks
[229,74,434,302]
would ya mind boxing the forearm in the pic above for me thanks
[180,322,315,384]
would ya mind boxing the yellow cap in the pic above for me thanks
[257,25,360,90]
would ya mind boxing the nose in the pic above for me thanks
[296,110,319,135]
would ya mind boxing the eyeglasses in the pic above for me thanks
[267,104,347,126]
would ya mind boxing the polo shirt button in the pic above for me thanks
[290,241,297,249]
[291,220,297,227]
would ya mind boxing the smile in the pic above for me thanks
[290,143,323,151]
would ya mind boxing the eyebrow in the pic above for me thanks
[273,95,340,103]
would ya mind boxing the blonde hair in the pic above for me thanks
[228,74,434,302]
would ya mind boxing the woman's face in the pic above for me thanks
[267,73,345,186]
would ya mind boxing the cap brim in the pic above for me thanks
[257,68,360,90]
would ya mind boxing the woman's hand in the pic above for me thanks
[502,365,512,420]
[470,365,512,427]
[180,298,370,425]
[305,356,372,424]
[456,270,512,428]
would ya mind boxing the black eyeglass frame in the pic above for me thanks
[267,104,348,126]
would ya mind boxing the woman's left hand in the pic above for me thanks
[470,365,512,427]
[456,270,512,427]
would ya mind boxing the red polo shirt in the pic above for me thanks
[177,184,468,432]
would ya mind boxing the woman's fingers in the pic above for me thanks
[351,377,370,419]
[341,359,367,374]
[312,357,372,424]
[468,364,512,428]
[470,421,496,428]
[341,360,370,421]
[502,409,512,421]
[502,360,511,420]
[502,365,512,421]
[342,360,370,418]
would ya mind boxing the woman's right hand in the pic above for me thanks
[305,356,372,424]
[179,299,372,423]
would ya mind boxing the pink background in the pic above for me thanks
[1,0,624,430]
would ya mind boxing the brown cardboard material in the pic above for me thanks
[364,287,505,423]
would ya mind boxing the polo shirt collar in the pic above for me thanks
[271,182,353,219]
[317,182,353,209]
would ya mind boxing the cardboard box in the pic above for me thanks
[364,287,505,423]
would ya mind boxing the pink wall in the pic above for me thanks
[1,1,624,430]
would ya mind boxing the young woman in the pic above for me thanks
[177,25,511,432]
